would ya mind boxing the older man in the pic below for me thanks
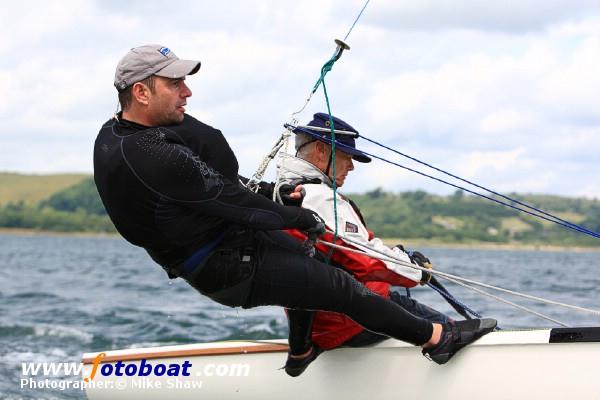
[94,45,495,379]
[278,113,494,374]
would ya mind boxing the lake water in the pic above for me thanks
[1,233,599,399]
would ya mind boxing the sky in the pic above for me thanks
[1,0,599,198]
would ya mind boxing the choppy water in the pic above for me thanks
[1,233,599,399]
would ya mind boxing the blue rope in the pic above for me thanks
[361,135,600,239]
[427,282,483,318]
[319,138,600,239]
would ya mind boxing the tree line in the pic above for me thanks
[1,178,599,246]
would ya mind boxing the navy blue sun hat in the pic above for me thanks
[293,113,371,163]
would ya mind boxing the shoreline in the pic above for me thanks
[0,228,119,238]
[389,239,600,253]
[1,228,599,252]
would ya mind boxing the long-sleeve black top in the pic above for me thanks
[93,113,316,272]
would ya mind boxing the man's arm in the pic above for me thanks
[237,176,305,206]
[237,175,273,199]
[122,137,320,231]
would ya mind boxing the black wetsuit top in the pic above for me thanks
[93,114,317,273]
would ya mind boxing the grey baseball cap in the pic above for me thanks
[114,44,201,91]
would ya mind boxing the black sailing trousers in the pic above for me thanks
[181,229,433,347]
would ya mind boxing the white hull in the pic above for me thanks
[82,328,600,400]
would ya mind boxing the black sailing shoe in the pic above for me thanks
[422,318,497,365]
[284,345,323,377]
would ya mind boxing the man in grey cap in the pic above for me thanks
[113,44,200,126]
[94,44,496,378]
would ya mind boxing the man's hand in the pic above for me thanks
[408,251,433,285]
[256,181,274,198]
[301,211,326,257]
[279,184,306,207]
[395,244,433,285]
[239,176,275,198]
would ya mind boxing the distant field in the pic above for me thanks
[0,172,90,206]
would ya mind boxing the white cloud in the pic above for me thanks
[367,0,600,33]
[535,35,600,125]
[1,1,93,51]
[461,148,532,176]
[0,0,598,198]
[479,108,535,136]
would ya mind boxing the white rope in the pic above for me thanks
[432,267,600,316]
[272,153,322,205]
[318,231,600,317]
[436,273,569,327]
[272,136,297,204]
[246,128,293,193]
[316,239,570,326]
[290,92,315,122]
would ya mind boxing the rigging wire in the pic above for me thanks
[247,0,370,191]
[343,0,371,41]
[322,230,600,316]
[247,0,595,324]
[316,238,571,326]
[288,0,370,124]
[310,137,600,239]
[266,0,372,233]
[248,0,597,242]
[317,230,600,320]
[427,278,481,319]
[360,135,600,239]
[440,274,569,327]
[315,0,372,250]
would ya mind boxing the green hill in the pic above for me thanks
[0,174,115,233]
[350,189,600,247]
[0,172,88,206]
[0,173,599,246]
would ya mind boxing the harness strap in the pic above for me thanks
[175,228,231,277]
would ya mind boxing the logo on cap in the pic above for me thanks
[159,47,171,57]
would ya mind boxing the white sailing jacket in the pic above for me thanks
[276,153,423,286]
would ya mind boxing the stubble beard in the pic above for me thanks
[155,108,185,126]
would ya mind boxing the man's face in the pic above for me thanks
[146,76,192,125]
[331,149,354,187]
[314,142,354,187]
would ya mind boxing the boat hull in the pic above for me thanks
[82,328,600,399]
